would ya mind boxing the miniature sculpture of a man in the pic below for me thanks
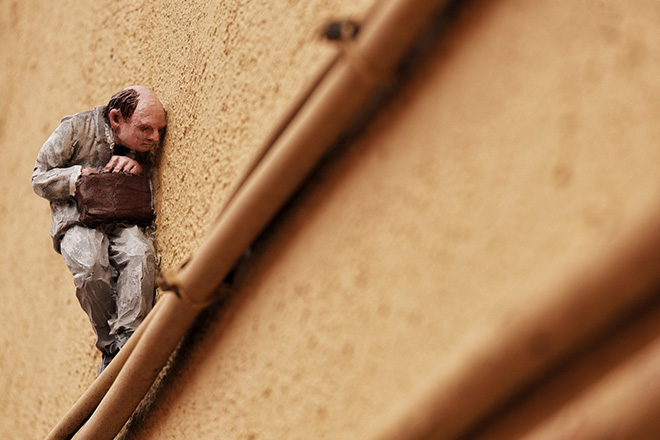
[32,85,167,374]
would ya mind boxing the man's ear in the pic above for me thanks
[108,109,123,130]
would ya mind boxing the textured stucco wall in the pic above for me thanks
[2,0,660,439]
[0,0,370,438]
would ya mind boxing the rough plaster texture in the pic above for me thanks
[2,0,660,439]
[0,0,370,437]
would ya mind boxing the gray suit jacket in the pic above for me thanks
[32,106,116,252]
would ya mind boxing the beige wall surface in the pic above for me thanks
[0,0,370,438]
[2,0,660,439]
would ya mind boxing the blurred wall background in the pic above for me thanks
[2,1,660,438]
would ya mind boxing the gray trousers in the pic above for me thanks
[60,224,156,356]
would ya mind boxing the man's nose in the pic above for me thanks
[148,129,159,142]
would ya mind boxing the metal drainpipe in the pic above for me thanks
[60,1,452,439]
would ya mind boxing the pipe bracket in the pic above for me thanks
[156,271,217,310]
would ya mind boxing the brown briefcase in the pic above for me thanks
[75,172,155,228]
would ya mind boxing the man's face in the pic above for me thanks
[111,97,167,152]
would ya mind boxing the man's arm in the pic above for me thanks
[32,117,82,200]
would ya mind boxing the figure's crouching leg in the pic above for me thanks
[109,225,156,348]
[59,226,118,356]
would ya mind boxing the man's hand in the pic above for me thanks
[103,156,143,174]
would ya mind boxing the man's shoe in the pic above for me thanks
[98,352,116,376]
[116,330,134,350]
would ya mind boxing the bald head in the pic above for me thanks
[106,86,167,152]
